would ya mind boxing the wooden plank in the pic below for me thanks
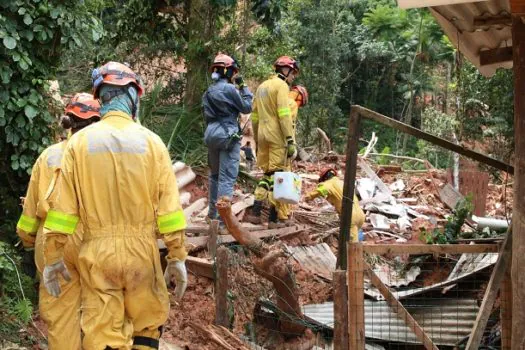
[186,224,265,234]
[187,224,309,251]
[208,220,220,260]
[465,230,512,350]
[362,244,500,255]
[347,243,365,350]
[501,264,513,350]
[338,109,361,269]
[511,14,525,350]
[479,47,513,66]
[215,247,229,327]
[353,105,514,174]
[186,256,214,279]
[333,270,348,350]
[364,261,439,350]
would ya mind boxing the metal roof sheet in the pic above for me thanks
[286,243,337,281]
[303,299,479,346]
[429,0,512,76]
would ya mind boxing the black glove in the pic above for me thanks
[234,76,246,88]
[21,248,36,279]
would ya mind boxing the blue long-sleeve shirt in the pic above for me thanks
[202,79,253,128]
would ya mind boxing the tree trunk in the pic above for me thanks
[184,0,214,108]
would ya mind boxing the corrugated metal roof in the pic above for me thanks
[429,0,512,76]
[303,299,479,346]
[286,243,336,281]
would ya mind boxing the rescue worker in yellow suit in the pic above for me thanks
[244,56,299,228]
[42,62,188,350]
[16,93,101,350]
[305,168,365,242]
[268,85,308,224]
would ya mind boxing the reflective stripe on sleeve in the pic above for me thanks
[17,214,40,234]
[157,210,187,234]
[251,112,258,123]
[317,184,329,197]
[278,107,291,118]
[44,210,79,235]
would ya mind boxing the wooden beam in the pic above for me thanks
[347,243,365,350]
[186,224,309,251]
[365,261,439,350]
[479,47,513,66]
[338,109,361,269]
[208,220,220,259]
[511,14,525,350]
[215,247,229,327]
[353,105,514,174]
[362,244,500,255]
[186,224,265,234]
[473,15,512,28]
[501,263,513,350]
[465,230,512,350]
[511,0,525,14]
[333,270,349,350]
[186,256,214,279]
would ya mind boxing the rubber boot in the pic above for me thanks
[244,200,263,224]
[268,206,285,229]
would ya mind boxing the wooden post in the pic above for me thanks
[364,261,439,350]
[338,109,361,269]
[465,230,513,350]
[501,264,513,350]
[333,270,348,350]
[208,219,220,260]
[511,11,525,350]
[347,243,365,350]
[215,246,229,327]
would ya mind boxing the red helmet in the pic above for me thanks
[274,56,299,74]
[65,93,101,120]
[210,54,239,73]
[319,167,337,183]
[91,62,144,98]
[291,85,308,107]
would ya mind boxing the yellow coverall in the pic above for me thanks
[252,75,294,210]
[16,140,83,350]
[268,94,300,220]
[43,111,187,350]
[306,177,365,242]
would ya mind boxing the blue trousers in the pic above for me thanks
[205,124,241,220]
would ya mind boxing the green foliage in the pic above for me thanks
[421,196,473,244]
[377,146,391,165]
[0,242,37,341]
[1,0,100,239]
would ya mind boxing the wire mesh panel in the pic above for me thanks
[327,243,510,350]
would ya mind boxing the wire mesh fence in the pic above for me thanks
[340,243,510,350]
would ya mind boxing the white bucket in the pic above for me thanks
[273,171,302,204]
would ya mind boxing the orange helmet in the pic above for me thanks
[91,61,144,98]
[319,167,337,183]
[291,85,308,107]
[65,93,101,120]
[274,56,299,74]
[210,54,239,73]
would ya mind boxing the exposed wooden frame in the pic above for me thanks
[333,270,349,350]
[473,15,512,28]
[353,105,514,174]
[215,247,229,327]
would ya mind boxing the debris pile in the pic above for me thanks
[162,156,511,349]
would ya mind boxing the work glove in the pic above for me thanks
[43,259,71,298]
[164,259,188,301]
[286,137,297,160]
[234,76,246,88]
